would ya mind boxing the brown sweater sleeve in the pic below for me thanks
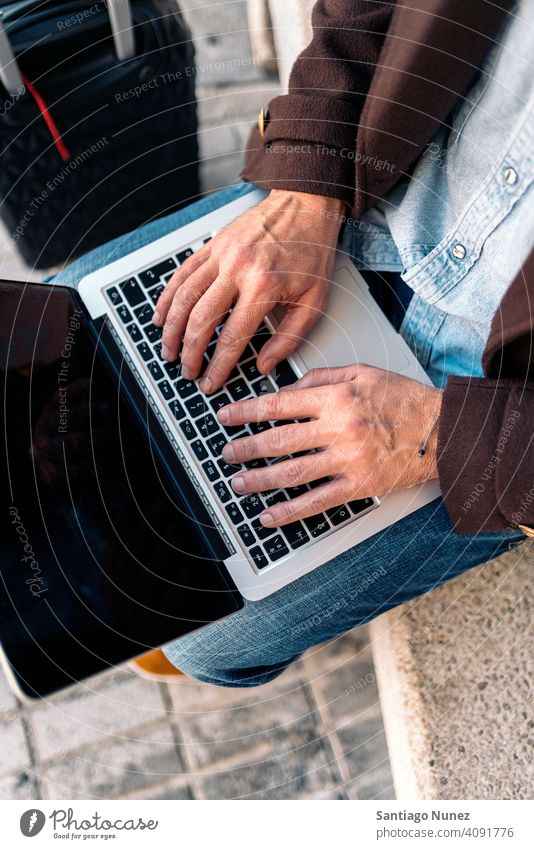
[241,0,395,205]
[438,251,534,535]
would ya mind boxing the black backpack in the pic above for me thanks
[0,0,199,268]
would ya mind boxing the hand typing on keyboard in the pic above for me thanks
[217,364,442,528]
[151,190,344,394]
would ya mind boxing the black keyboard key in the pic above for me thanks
[148,361,164,381]
[286,484,309,498]
[218,459,241,478]
[164,361,181,380]
[203,236,212,244]
[179,419,196,441]
[275,360,298,388]
[240,494,264,519]
[227,378,249,402]
[214,480,231,503]
[207,433,227,457]
[250,546,269,569]
[237,524,255,547]
[251,517,276,540]
[225,502,244,525]
[139,258,176,287]
[158,380,174,401]
[241,358,261,382]
[176,378,197,399]
[134,303,154,325]
[265,491,288,508]
[348,497,375,515]
[281,521,310,549]
[245,457,267,470]
[107,286,122,306]
[127,323,142,343]
[168,399,185,420]
[177,247,194,264]
[148,284,164,305]
[120,277,145,306]
[185,396,208,418]
[249,421,271,435]
[252,376,276,396]
[202,460,219,482]
[250,325,271,352]
[137,341,152,361]
[210,393,231,413]
[263,534,289,562]
[303,514,331,538]
[154,342,164,360]
[197,413,219,437]
[116,304,132,324]
[191,439,208,461]
[145,324,163,343]
[309,476,331,489]
[326,504,351,526]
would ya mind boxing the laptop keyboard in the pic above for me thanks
[105,244,377,572]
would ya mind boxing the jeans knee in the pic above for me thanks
[163,640,297,689]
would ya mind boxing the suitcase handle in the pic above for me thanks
[0,0,135,96]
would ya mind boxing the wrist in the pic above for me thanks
[269,189,346,219]
[421,388,443,478]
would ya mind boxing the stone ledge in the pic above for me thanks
[370,542,534,799]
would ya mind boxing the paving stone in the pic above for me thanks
[0,714,30,775]
[43,722,184,800]
[347,762,396,800]
[307,644,383,722]
[30,672,167,760]
[128,780,195,800]
[336,715,391,785]
[0,668,19,716]
[202,736,341,799]
[0,771,41,800]
[179,680,321,767]
[197,82,280,127]
[185,0,268,87]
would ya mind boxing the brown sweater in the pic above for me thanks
[241,0,534,536]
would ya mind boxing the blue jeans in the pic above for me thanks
[51,182,524,687]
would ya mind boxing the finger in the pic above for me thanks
[292,364,361,390]
[256,286,328,373]
[259,477,355,527]
[180,279,237,380]
[153,248,211,325]
[160,259,218,361]
[222,422,321,465]
[217,387,321,426]
[200,293,275,394]
[230,451,338,496]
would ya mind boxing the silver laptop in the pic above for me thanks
[79,188,440,601]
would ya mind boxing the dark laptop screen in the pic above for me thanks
[0,280,242,699]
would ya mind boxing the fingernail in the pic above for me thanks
[217,407,229,423]
[232,475,245,493]
[181,366,193,380]
[152,310,161,325]
[222,443,235,461]
[260,358,275,374]
[162,345,171,361]
[201,377,213,394]
[260,512,274,526]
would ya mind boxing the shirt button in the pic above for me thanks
[503,166,518,185]
[452,243,466,260]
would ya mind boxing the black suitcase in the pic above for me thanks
[0,0,199,268]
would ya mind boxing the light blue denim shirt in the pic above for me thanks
[345,0,534,386]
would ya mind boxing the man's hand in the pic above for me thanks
[217,364,442,527]
[152,190,345,394]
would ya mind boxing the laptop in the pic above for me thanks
[0,187,439,700]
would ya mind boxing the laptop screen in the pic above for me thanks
[0,280,242,699]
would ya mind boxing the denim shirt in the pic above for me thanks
[346,0,534,385]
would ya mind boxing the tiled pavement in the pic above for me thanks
[0,0,395,800]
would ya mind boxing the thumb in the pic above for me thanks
[256,287,327,374]
[291,363,361,390]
